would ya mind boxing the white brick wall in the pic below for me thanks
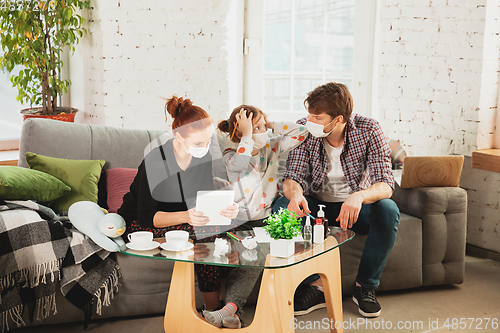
[377,0,494,157]
[83,0,235,130]
[378,0,500,253]
[461,158,500,253]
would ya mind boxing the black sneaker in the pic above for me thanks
[352,285,381,317]
[294,284,326,316]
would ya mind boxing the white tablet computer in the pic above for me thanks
[196,190,235,226]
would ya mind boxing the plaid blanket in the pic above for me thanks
[0,200,120,332]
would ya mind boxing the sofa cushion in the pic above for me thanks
[386,137,407,170]
[106,168,138,213]
[0,166,71,201]
[25,152,105,212]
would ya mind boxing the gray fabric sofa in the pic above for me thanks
[15,118,467,327]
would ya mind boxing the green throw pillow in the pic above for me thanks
[0,166,71,201]
[25,152,105,213]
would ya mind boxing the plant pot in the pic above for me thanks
[20,107,78,122]
[270,238,295,258]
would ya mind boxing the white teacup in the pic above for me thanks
[128,231,153,246]
[165,230,189,250]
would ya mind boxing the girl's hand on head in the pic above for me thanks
[187,208,210,226]
[265,118,274,130]
[235,108,253,138]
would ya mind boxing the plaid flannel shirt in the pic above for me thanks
[283,114,394,196]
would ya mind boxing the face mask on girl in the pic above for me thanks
[252,132,269,150]
[305,118,336,138]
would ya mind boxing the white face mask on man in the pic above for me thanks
[305,118,336,138]
[252,132,269,150]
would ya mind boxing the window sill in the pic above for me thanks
[471,149,500,173]
[0,139,20,151]
[0,149,19,166]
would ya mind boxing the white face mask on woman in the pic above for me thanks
[179,137,210,158]
[184,145,209,158]
[252,132,269,150]
[305,118,335,138]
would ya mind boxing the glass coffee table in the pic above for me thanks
[120,227,354,333]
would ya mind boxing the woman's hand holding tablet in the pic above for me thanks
[195,190,236,225]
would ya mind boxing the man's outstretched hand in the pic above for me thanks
[288,194,311,218]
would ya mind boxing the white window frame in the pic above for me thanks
[243,0,379,119]
[495,77,500,149]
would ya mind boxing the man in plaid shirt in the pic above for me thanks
[273,82,400,318]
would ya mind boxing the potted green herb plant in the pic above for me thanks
[0,0,90,122]
[263,207,302,258]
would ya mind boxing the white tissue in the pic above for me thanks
[214,255,229,264]
[213,238,229,257]
[242,236,257,250]
[242,249,258,262]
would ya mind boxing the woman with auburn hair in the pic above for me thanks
[118,95,259,329]
[119,95,231,230]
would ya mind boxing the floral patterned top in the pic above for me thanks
[222,121,309,221]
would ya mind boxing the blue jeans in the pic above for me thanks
[273,195,400,289]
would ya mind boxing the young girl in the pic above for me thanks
[217,105,308,227]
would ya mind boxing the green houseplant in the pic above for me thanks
[0,0,90,120]
[264,207,302,258]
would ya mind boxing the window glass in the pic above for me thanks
[262,0,355,120]
[0,50,27,140]
[264,0,292,72]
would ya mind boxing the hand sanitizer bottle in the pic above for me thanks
[303,216,312,244]
[317,204,329,238]
[313,218,324,244]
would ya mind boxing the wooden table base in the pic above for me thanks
[164,247,343,333]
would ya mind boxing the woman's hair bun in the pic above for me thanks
[163,94,211,136]
[165,95,193,119]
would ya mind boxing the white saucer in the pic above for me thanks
[160,242,194,252]
[126,241,160,251]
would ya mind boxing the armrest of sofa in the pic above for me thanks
[391,183,468,286]
[391,183,467,219]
